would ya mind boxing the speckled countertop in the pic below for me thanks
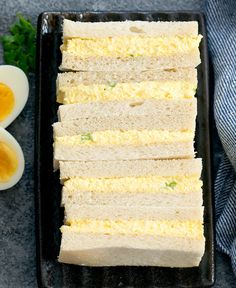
[0,0,235,287]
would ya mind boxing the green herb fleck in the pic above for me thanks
[81,133,93,142]
[107,81,117,88]
[129,53,142,57]
[0,14,36,74]
[165,181,177,189]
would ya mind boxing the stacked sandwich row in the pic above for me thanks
[53,19,205,267]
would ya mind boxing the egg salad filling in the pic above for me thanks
[57,80,197,104]
[62,219,204,239]
[0,141,18,182]
[55,130,194,146]
[62,35,202,58]
[63,175,202,194]
[0,82,15,122]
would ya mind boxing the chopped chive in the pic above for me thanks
[165,181,177,189]
[81,133,93,142]
[107,81,117,88]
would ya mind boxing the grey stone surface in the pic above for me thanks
[0,0,235,287]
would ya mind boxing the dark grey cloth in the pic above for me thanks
[206,0,236,276]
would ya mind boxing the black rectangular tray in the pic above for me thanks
[35,11,214,288]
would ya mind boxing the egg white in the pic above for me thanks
[0,127,25,190]
[0,65,29,128]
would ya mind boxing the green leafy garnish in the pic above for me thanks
[107,81,117,88]
[0,14,36,74]
[81,133,93,142]
[165,181,177,189]
[129,54,134,57]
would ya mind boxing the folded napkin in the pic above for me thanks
[206,0,236,275]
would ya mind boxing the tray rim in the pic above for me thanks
[35,10,215,288]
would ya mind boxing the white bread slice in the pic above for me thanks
[54,142,195,162]
[58,231,205,267]
[62,187,202,208]
[60,52,201,72]
[58,99,197,122]
[57,68,197,86]
[53,113,196,136]
[63,205,203,222]
[59,158,202,179]
[63,20,198,38]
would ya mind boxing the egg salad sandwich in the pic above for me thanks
[56,68,197,105]
[60,158,203,210]
[60,20,202,71]
[53,98,197,162]
[59,219,204,267]
[58,158,204,267]
[59,158,203,208]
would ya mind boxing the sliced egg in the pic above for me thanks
[0,127,25,190]
[0,65,29,128]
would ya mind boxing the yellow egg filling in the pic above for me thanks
[55,130,194,146]
[62,35,202,58]
[0,83,15,122]
[62,219,204,239]
[57,80,197,104]
[0,141,18,182]
[63,175,202,194]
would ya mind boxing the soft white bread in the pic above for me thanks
[63,205,203,222]
[60,53,201,72]
[54,142,195,162]
[58,99,197,122]
[58,231,205,267]
[61,188,202,209]
[53,113,196,136]
[57,68,197,86]
[59,158,202,179]
[62,189,202,208]
[63,20,198,38]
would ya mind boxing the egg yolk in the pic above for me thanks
[0,83,15,121]
[0,141,18,182]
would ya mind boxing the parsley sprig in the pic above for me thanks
[0,14,36,74]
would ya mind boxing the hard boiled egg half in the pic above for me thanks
[0,127,25,190]
[0,65,29,128]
